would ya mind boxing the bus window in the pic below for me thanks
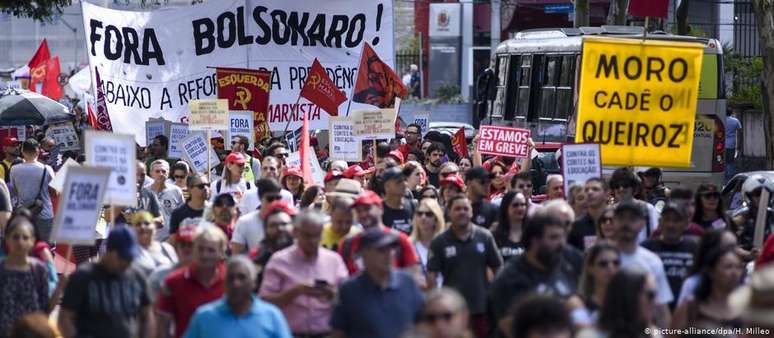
[517,55,533,119]
[538,55,575,121]
[492,55,509,118]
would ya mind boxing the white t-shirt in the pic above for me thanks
[231,210,264,251]
[677,274,700,306]
[619,246,674,305]
[209,179,260,214]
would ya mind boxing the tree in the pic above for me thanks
[606,0,628,25]
[574,0,589,27]
[752,0,774,166]
[676,0,691,35]
[0,0,71,21]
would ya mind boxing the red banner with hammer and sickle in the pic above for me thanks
[216,67,272,142]
[300,58,347,116]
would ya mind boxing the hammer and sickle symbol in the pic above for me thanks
[308,74,321,90]
[235,86,252,110]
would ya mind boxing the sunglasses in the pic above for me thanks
[421,312,454,323]
[416,211,434,218]
[174,175,187,180]
[276,153,289,158]
[595,259,620,268]
[265,195,282,202]
[193,183,209,190]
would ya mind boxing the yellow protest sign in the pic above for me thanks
[575,37,704,168]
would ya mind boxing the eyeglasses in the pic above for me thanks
[416,211,434,218]
[174,175,187,180]
[421,312,454,323]
[265,195,282,202]
[595,259,620,268]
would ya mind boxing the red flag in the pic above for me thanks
[628,0,669,18]
[94,67,113,131]
[216,67,272,142]
[352,43,407,108]
[30,56,63,100]
[28,39,50,69]
[300,58,347,116]
[299,109,313,185]
[452,127,469,159]
[86,104,100,129]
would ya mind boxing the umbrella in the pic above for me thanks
[0,89,74,126]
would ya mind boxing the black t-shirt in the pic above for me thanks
[427,171,440,188]
[642,238,697,309]
[427,226,503,314]
[168,203,205,235]
[61,262,151,338]
[489,248,582,322]
[494,232,524,262]
[568,214,598,252]
[471,200,498,229]
[382,198,416,235]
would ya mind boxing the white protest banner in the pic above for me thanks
[561,143,602,196]
[225,111,254,151]
[49,158,81,192]
[413,112,430,137]
[329,117,361,161]
[168,123,190,159]
[46,122,80,151]
[180,133,220,174]
[189,99,229,131]
[52,166,111,245]
[145,118,169,147]
[287,147,325,186]
[84,131,137,206]
[477,125,531,158]
[82,0,394,144]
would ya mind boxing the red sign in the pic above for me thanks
[628,0,669,18]
[477,125,531,158]
[216,67,272,142]
[300,58,347,116]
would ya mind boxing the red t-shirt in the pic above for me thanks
[337,226,419,275]
[156,263,226,338]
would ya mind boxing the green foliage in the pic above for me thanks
[0,0,71,21]
[434,84,464,104]
[725,47,764,109]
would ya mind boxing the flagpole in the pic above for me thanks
[283,94,303,134]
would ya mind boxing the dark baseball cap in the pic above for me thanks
[358,228,399,252]
[106,225,141,261]
[660,202,688,220]
[614,201,647,220]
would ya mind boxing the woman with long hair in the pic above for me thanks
[693,183,732,231]
[568,183,589,219]
[209,152,257,213]
[671,246,744,332]
[419,186,441,206]
[596,206,617,243]
[676,229,739,306]
[411,198,446,290]
[404,161,428,200]
[492,191,528,261]
[578,268,661,338]
[488,161,508,200]
[457,157,473,179]
[281,166,304,205]
[567,242,620,328]
[299,185,325,210]
[0,217,49,338]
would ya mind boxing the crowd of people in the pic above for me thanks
[0,121,773,338]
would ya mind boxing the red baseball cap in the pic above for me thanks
[225,152,246,165]
[176,224,197,244]
[283,166,303,179]
[441,174,466,190]
[324,169,344,183]
[353,190,383,209]
[2,137,19,147]
[387,150,405,164]
[343,165,368,178]
[261,200,298,220]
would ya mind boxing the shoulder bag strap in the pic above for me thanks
[36,166,48,198]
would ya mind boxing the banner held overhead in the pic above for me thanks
[574,37,703,168]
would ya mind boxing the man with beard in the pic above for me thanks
[424,143,445,187]
[488,211,579,338]
[612,201,673,328]
[427,194,502,338]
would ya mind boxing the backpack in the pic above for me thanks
[215,180,252,195]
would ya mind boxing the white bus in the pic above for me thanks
[478,26,726,188]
